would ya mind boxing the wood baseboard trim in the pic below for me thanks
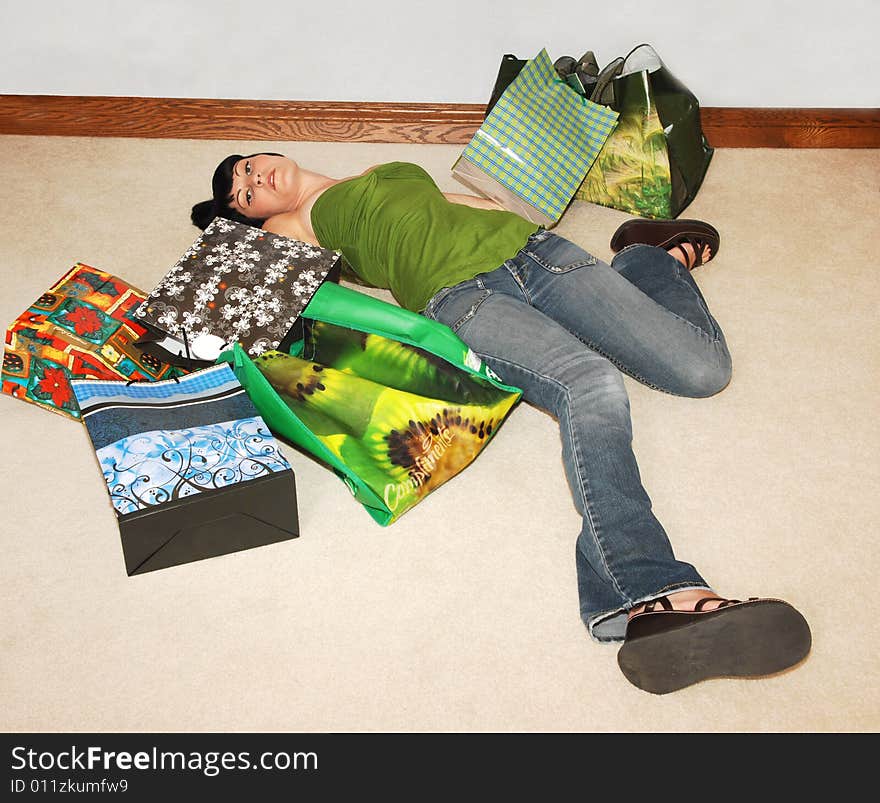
[1,95,878,148]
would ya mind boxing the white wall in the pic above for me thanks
[2,0,878,107]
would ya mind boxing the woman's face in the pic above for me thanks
[227,154,298,220]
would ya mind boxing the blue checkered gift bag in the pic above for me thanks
[453,48,619,226]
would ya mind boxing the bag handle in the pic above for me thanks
[299,282,520,392]
[574,43,662,105]
[302,282,468,364]
[619,43,663,76]
[589,57,624,104]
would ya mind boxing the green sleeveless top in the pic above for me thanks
[310,161,538,312]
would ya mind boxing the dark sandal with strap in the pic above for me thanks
[609,218,720,270]
[618,596,811,695]
[665,238,714,270]
[630,594,736,617]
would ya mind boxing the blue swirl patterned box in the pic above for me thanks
[71,364,299,574]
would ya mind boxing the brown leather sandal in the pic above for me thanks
[617,596,811,695]
[609,218,720,270]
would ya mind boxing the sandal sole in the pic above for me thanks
[616,600,811,695]
[610,218,720,255]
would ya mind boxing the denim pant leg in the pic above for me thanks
[507,231,732,397]
[423,277,709,643]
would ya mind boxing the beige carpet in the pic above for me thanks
[1,135,877,732]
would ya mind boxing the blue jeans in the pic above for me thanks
[422,229,732,642]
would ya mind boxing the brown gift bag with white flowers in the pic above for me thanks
[133,217,341,366]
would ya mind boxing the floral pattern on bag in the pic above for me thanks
[135,217,339,356]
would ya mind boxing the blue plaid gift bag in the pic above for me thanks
[453,48,619,227]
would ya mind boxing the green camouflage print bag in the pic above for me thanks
[571,44,714,219]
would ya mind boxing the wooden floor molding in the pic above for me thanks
[1,95,878,148]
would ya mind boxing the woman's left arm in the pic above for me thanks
[442,192,504,211]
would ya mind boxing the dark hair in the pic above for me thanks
[190,152,285,230]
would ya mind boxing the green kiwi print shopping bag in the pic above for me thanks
[220,282,522,525]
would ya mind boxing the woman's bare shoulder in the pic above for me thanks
[263,211,317,245]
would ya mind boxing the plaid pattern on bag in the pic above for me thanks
[458,49,618,223]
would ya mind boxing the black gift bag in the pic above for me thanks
[71,364,299,575]
[485,54,527,115]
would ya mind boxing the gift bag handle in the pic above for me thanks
[551,72,619,116]
[589,57,624,104]
[619,43,664,76]
[583,44,664,105]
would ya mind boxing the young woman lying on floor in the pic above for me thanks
[191,153,811,695]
